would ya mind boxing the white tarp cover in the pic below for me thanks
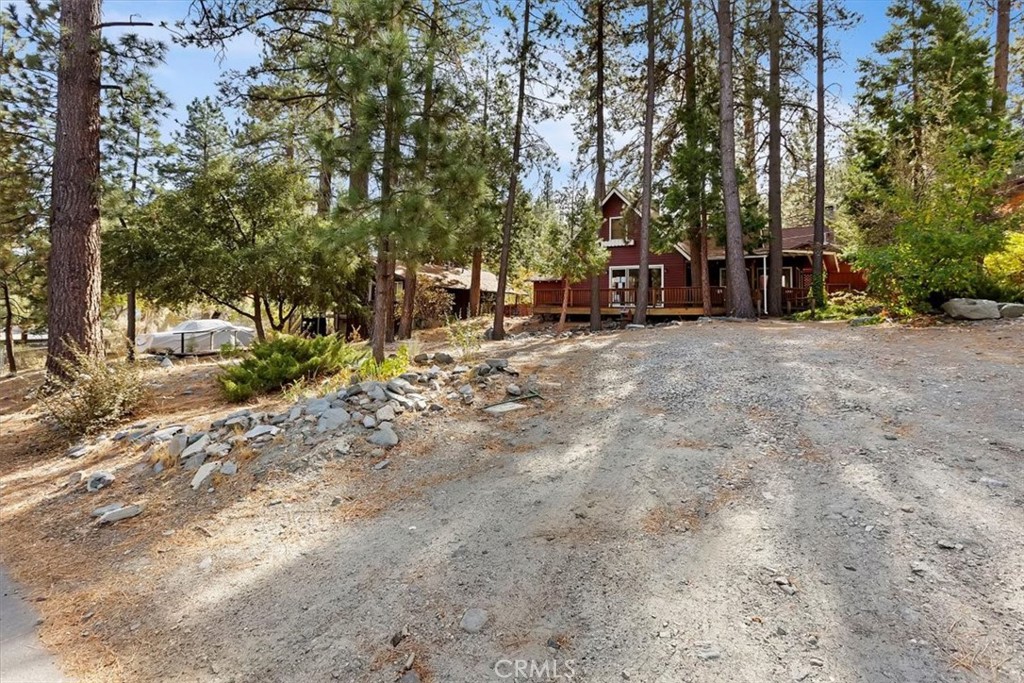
[135,319,255,356]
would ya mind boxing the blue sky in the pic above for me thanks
[89,0,899,181]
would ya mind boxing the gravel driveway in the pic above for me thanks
[18,319,1023,683]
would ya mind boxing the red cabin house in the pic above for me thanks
[532,188,866,317]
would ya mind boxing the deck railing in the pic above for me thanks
[534,286,727,309]
[535,284,852,312]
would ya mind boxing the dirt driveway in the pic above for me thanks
[2,319,1022,682]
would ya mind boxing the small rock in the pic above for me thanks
[66,445,87,459]
[86,471,114,492]
[334,438,352,455]
[317,408,350,433]
[91,503,125,518]
[97,504,142,525]
[368,423,399,448]
[180,434,210,459]
[459,607,488,633]
[485,358,508,369]
[243,425,280,440]
[373,459,391,471]
[809,657,824,667]
[190,462,220,490]
[696,647,721,661]
[198,556,212,571]
[166,433,189,458]
[362,415,377,429]
[376,404,397,422]
[475,364,492,377]
[979,477,1008,488]
[484,402,526,415]
[220,461,238,476]
[900,505,915,513]
[413,353,430,363]
[434,352,454,365]
[305,398,331,416]
[398,671,420,683]
[941,298,1000,320]
[68,471,84,486]
[506,383,522,396]
[999,302,1024,318]
[160,356,173,368]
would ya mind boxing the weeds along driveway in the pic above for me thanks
[1,320,1022,682]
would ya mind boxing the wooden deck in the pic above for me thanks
[532,284,856,317]
[533,287,728,317]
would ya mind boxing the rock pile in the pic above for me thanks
[76,351,527,522]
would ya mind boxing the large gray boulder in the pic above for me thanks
[998,302,1024,319]
[941,298,1000,320]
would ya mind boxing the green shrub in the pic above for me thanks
[984,232,1024,301]
[792,290,889,321]
[358,345,410,381]
[218,335,366,402]
[42,345,149,436]
[445,317,481,359]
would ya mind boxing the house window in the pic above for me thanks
[754,266,798,287]
[608,215,629,242]
[609,265,664,306]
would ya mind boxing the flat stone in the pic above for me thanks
[86,472,114,492]
[999,302,1024,318]
[205,442,231,458]
[68,471,83,486]
[367,384,387,401]
[941,298,1000,320]
[180,434,210,459]
[484,403,526,415]
[980,477,1008,488]
[183,452,207,471]
[305,398,331,416]
[220,461,238,476]
[696,648,721,661]
[166,433,189,457]
[387,378,415,395]
[288,406,303,421]
[66,445,87,459]
[91,503,125,518]
[150,425,185,442]
[373,459,391,471]
[317,408,350,433]
[190,462,220,490]
[243,425,280,440]
[368,424,399,448]
[460,608,488,633]
[485,358,508,369]
[376,404,397,422]
[97,504,142,524]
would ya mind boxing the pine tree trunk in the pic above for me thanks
[590,0,607,332]
[558,279,570,331]
[493,0,532,342]
[469,247,482,317]
[127,287,137,360]
[811,0,826,308]
[700,211,712,316]
[993,0,1010,114]
[3,282,16,375]
[635,0,656,326]
[718,0,757,319]
[46,0,104,375]
[683,0,705,301]
[399,266,417,339]
[385,252,396,343]
[371,238,391,362]
[766,0,783,317]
